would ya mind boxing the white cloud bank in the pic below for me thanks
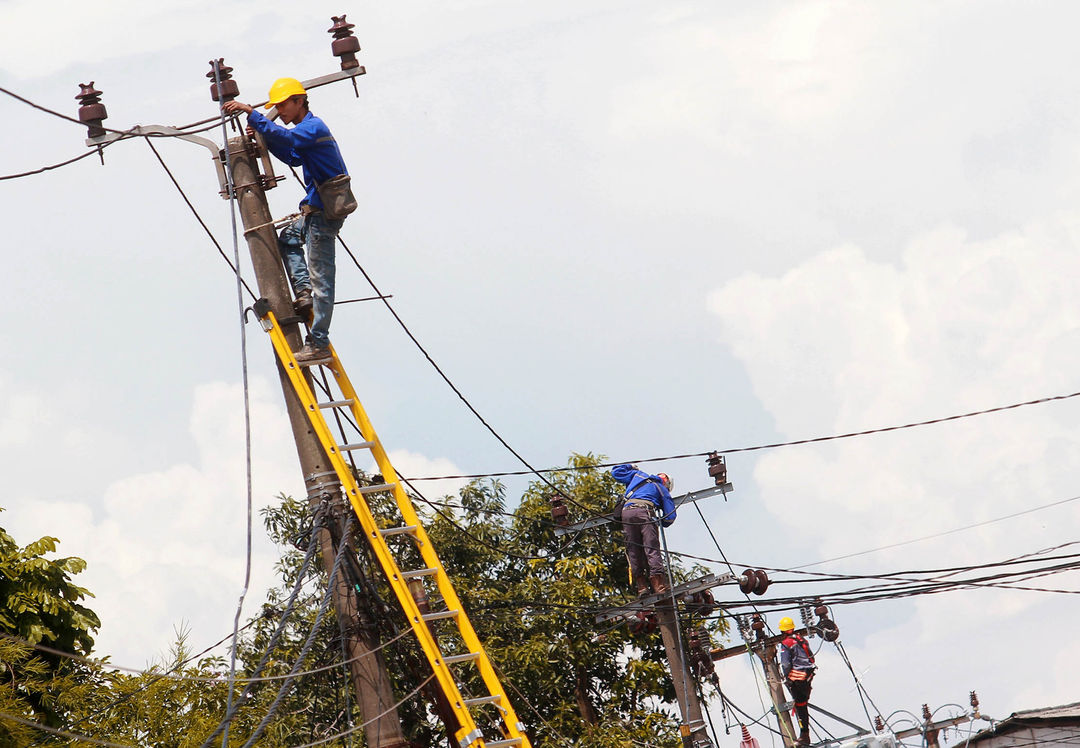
[708,216,1080,733]
[3,376,468,669]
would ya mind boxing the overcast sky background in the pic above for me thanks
[3,1,1080,744]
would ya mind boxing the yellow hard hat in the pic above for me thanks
[265,77,307,108]
[778,616,795,632]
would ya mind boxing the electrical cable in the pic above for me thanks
[0,140,120,180]
[238,516,352,748]
[330,225,600,515]
[196,508,326,748]
[833,640,883,729]
[0,711,135,748]
[213,57,256,748]
[144,139,257,300]
[288,674,435,748]
[403,388,1080,482]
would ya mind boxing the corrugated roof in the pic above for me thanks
[967,702,1080,744]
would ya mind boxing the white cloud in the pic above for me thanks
[707,216,1080,719]
[2,376,471,668]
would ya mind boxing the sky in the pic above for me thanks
[3,0,1080,744]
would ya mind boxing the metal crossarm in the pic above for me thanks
[258,308,531,748]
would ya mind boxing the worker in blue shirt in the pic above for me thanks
[611,464,676,595]
[779,616,816,746]
[223,77,351,366]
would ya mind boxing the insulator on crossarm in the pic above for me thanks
[706,451,727,486]
[922,704,932,722]
[207,58,239,103]
[874,716,885,732]
[328,15,362,70]
[549,494,569,527]
[76,82,108,138]
[970,691,981,718]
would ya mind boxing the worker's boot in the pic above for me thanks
[294,288,313,321]
[798,728,811,746]
[649,574,668,594]
[635,579,651,597]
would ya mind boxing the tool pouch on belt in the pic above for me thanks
[316,174,357,221]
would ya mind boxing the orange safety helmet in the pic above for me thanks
[265,77,307,109]
[657,473,673,493]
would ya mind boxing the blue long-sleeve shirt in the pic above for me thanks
[611,464,677,527]
[247,110,349,211]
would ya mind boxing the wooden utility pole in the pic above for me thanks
[757,640,797,748]
[227,130,409,748]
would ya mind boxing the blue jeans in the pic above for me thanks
[278,212,344,349]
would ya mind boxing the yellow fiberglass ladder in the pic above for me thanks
[256,305,530,748]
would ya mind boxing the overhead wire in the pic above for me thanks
[238,516,353,748]
[0,711,136,748]
[196,509,326,748]
[288,675,435,748]
[213,54,258,748]
[404,388,1080,481]
[144,139,257,300]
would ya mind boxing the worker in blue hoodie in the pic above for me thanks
[223,77,351,366]
[611,464,676,595]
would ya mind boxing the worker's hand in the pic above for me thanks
[222,100,253,115]
[246,126,256,139]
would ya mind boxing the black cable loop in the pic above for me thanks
[239,515,354,748]
[196,505,327,748]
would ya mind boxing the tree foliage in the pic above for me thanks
[1,456,728,747]
[0,511,100,742]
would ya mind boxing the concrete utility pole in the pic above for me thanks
[221,78,409,748]
[654,600,713,748]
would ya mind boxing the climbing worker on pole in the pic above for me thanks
[223,77,355,366]
[778,616,816,746]
[611,464,676,596]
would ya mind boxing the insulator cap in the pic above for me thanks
[328,15,361,70]
[76,82,108,137]
[706,451,728,485]
[207,58,239,102]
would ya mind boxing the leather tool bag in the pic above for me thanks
[317,174,357,221]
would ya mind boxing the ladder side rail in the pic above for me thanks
[259,312,482,748]
[327,349,532,746]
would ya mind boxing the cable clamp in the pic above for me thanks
[306,483,340,500]
[305,470,340,483]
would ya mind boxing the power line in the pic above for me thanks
[144,139,257,300]
[404,388,1080,481]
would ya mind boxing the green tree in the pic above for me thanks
[0,510,100,743]
[235,454,725,747]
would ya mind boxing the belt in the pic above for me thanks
[623,499,654,510]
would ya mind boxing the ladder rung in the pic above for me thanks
[486,741,523,748]
[463,695,502,707]
[356,483,395,495]
[402,567,438,580]
[444,652,480,666]
[380,525,417,537]
[318,399,355,409]
[422,609,459,622]
[339,441,375,452]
